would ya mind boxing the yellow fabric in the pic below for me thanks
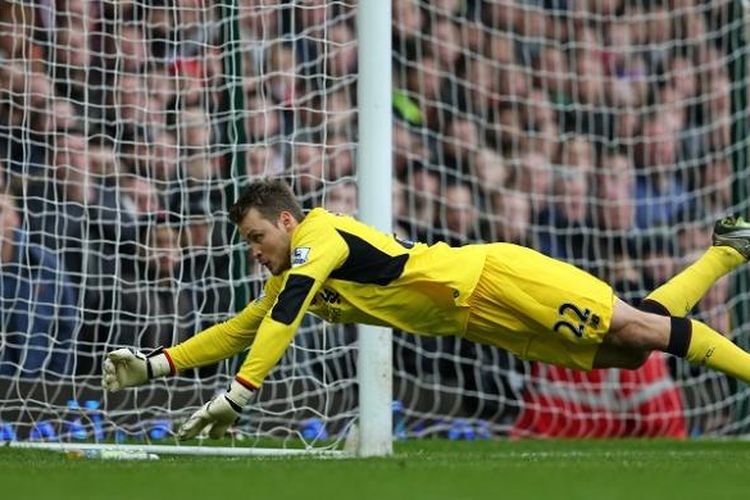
[166,275,283,378]
[687,319,750,384]
[645,246,744,316]
[465,244,615,371]
[167,208,487,387]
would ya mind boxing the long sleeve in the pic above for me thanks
[165,275,283,371]
[235,214,348,388]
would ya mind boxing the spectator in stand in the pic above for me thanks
[149,128,180,192]
[87,136,119,178]
[146,0,177,60]
[458,54,498,122]
[639,233,678,295]
[173,198,231,335]
[497,64,531,107]
[117,24,149,74]
[597,150,636,204]
[239,0,284,75]
[430,16,462,73]
[326,134,356,181]
[170,95,226,243]
[567,49,609,134]
[49,0,95,104]
[511,151,554,217]
[487,29,515,67]
[486,0,520,32]
[699,155,732,218]
[324,85,358,136]
[702,75,732,154]
[324,181,358,216]
[460,3,487,55]
[24,132,95,286]
[393,121,431,180]
[641,2,672,73]
[538,168,593,264]
[290,0,329,71]
[245,92,281,143]
[536,44,571,107]
[107,74,151,137]
[392,179,411,240]
[441,115,481,174]
[473,146,507,204]
[0,191,79,377]
[515,3,547,64]
[38,97,80,138]
[291,140,326,208]
[595,161,636,235]
[325,22,358,80]
[557,134,596,177]
[612,107,641,148]
[121,175,163,218]
[0,1,36,63]
[246,144,284,179]
[175,106,213,182]
[0,63,54,182]
[399,50,444,131]
[114,214,193,349]
[392,0,424,47]
[634,114,690,229]
[698,274,731,336]
[665,60,703,163]
[147,63,178,114]
[405,162,440,243]
[487,189,533,246]
[523,88,556,132]
[602,22,649,110]
[266,43,300,109]
[433,178,480,246]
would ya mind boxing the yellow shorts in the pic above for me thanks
[465,243,615,371]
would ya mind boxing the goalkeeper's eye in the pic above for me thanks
[246,230,264,244]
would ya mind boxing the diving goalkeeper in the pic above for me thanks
[102,178,750,440]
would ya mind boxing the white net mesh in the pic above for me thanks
[1,0,749,448]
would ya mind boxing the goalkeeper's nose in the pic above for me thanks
[250,246,263,263]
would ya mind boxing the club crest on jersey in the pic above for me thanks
[292,247,311,267]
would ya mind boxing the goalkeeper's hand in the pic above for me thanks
[177,380,255,441]
[102,348,173,392]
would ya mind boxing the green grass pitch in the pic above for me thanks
[2,439,748,500]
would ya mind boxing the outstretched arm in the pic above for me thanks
[102,275,283,392]
[177,273,325,440]
[178,217,349,440]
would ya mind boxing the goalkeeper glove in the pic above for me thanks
[177,379,255,441]
[102,348,174,392]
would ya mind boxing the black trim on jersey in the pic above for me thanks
[271,274,315,325]
[330,229,408,285]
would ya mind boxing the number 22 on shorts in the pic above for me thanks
[553,302,601,341]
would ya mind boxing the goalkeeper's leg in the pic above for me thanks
[597,216,750,381]
[595,298,750,384]
[641,216,748,316]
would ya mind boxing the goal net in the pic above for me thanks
[0,0,749,452]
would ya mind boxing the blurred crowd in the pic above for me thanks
[0,0,740,430]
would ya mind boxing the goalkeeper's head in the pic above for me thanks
[229,178,304,275]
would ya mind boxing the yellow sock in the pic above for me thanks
[686,319,750,384]
[645,246,745,316]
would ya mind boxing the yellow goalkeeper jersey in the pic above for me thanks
[166,208,487,388]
